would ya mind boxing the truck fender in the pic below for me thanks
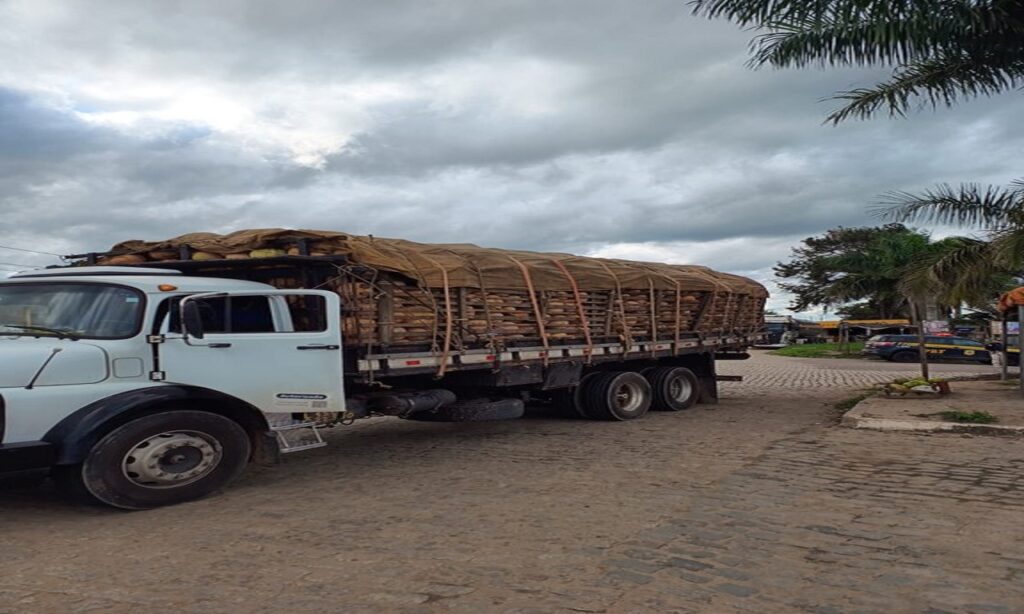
[43,385,271,465]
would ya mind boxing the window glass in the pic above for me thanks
[953,338,983,347]
[169,296,275,334]
[0,283,143,339]
[284,295,328,332]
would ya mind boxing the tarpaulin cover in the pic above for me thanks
[106,228,769,297]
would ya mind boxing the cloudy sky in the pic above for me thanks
[1,1,1021,313]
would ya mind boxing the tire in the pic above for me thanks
[643,367,700,411]
[407,398,525,422]
[578,371,652,421]
[54,411,251,510]
[889,350,917,363]
[570,372,607,420]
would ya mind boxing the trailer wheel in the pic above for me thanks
[644,367,700,411]
[55,411,251,510]
[579,371,652,421]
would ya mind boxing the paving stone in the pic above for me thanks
[669,570,712,584]
[711,567,753,582]
[602,569,654,585]
[665,557,713,572]
[713,583,759,598]
[606,558,664,574]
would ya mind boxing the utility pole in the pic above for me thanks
[1001,315,1009,382]
[1019,306,1023,396]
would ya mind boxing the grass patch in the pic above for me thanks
[771,342,865,359]
[835,391,873,412]
[938,410,998,424]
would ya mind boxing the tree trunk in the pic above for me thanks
[910,301,929,380]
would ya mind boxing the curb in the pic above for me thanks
[841,413,1024,435]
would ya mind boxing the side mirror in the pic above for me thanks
[181,300,205,340]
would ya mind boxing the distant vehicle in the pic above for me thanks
[862,334,993,364]
[821,319,914,342]
[763,315,827,345]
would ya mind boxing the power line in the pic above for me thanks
[0,244,63,257]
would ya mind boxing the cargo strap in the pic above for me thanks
[551,257,593,364]
[419,253,455,378]
[648,279,658,358]
[508,256,550,366]
[594,260,632,355]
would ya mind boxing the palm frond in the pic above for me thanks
[898,238,1001,304]
[875,182,1024,228]
[749,11,1007,68]
[826,53,1024,123]
[988,228,1024,272]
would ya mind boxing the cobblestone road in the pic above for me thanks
[1,353,1021,613]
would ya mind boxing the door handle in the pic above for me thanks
[297,344,340,350]
[208,343,232,349]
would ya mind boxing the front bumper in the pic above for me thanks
[0,441,56,474]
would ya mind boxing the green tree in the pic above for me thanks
[691,0,1024,123]
[775,224,939,317]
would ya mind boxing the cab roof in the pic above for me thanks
[2,267,272,294]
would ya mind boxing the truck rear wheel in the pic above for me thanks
[56,411,251,510]
[644,367,700,411]
[578,371,652,421]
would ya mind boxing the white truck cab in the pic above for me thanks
[0,267,344,509]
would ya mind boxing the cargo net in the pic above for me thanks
[89,229,768,368]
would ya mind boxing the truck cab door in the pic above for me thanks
[156,290,346,414]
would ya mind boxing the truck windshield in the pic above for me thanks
[0,283,144,339]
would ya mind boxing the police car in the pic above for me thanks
[862,334,993,364]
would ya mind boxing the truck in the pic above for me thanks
[761,315,826,346]
[0,229,767,509]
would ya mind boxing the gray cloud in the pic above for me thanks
[0,1,1022,313]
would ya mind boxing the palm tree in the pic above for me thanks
[691,0,1024,123]
[884,182,1024,304]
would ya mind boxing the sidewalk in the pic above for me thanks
[843,379,1024,434]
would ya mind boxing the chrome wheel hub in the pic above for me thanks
[614,382,644,412]
[669,377,692,402]
[122,431,222,489]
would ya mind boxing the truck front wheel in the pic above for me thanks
[55,411,251,510]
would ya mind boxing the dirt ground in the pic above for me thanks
[2,352,1022,613]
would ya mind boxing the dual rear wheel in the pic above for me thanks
[570,367,700,420]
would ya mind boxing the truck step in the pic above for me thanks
[271,421,328,453]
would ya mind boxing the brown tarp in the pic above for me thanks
[106,228,768,298]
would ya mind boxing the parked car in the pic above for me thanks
[862,334,993,364]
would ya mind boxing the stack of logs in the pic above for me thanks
[93,239,766,352]
[288,274,765,351]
